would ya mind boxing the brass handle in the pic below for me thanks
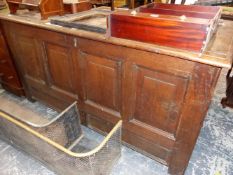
[73,38,77,48]
[7,76,14,80]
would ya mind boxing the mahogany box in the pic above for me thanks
[108,3,222,52]
[63,0,92,14]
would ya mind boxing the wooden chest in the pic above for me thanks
[1,8,232,175]
[108,3,221,52]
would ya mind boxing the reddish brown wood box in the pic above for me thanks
[63,0,92,14]
[6,0,64,19]
[108,3,221,52]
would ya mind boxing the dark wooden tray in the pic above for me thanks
[50,11,108,33]
[108,3,222,52]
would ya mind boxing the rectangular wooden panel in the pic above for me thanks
[79,51,122,119]
[1,21,76,103]
[122,64,190,164]
[45,43,75,93]
[39,38,79,106]
[0,26,24,96]
[17,35,45,82]
[133,66,189,135]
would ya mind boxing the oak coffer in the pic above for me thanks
[0,6,232,175]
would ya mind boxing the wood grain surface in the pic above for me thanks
[109,11,209,52]
[1,20,228,174]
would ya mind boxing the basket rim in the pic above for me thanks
[0,111,122,158]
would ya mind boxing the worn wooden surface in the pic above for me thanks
[0,24,24,96]
[109,3,221,52]
[109,11,210,52]
[0,8,231,68]
[0,8,233,175]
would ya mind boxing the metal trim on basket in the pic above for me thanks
[0,102,122,175]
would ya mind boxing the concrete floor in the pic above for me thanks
[0,68,232,175]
